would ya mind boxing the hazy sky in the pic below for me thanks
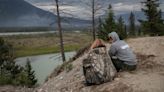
[25,0,164,19]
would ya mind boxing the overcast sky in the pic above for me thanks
[25,0,164,19]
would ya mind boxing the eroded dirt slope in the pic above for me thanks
[36,36,164,92]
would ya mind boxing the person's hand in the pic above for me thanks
[90,39,105,49]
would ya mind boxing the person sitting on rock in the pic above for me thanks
[90,32,137,72]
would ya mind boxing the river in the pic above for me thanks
[0,31,81,36]
[0,31,56,36]
[15,51,75,84]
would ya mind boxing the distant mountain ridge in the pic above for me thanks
[0,0,90,30]
[0,0,163,31]
[0,0,56,27]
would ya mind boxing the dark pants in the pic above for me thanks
[111,58,136,72]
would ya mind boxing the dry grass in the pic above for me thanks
[3,32,92,57]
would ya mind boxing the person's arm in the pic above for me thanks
[90,39,105,49]
[109,45,117,57]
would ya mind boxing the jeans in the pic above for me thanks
[111,58,136,72]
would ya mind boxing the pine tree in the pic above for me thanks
[0,37,18,77]
[0,38,37,86]
[129,12,136,36]
[104,4,117,33]
[97,18,108,40]
[117,16,127,39]
[0,37,5,67]
[0,37,22,85]
[97,4,117,40]
[24,59,37,87]
[140,0,164,36]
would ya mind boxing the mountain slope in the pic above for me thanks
[0,0,56,27]
[0,0,90,29]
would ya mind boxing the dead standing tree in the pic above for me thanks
[92,0,96,41]
[52,0,82,62]
[54,0,66,62]
[81,0,105,41]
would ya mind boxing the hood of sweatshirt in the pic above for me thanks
[108,32,120,42]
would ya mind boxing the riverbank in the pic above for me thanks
[2,32,92,57]
[16,51,76,84]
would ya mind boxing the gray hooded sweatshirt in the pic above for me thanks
[108,32,137,65]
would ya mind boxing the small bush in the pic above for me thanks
[65,63,73,72]
[0,75,12,85]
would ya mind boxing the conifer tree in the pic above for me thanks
[0,37,22,85]
[0,38,37,86]
[24,59,37,87]
[140,0,164,35]
[97,18,107,40]
[117,16,127,39]
[129,12,136,36]
[103,4,117,33]
[97,4,117,40]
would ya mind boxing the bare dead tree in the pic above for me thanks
[92,0,96,40]
[54,0,66,62]
[81,0,106,41]
[51,0,84,62]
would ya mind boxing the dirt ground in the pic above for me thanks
[34,36,164,92]
[1,36,164,92]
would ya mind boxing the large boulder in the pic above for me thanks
[83,47,117,85]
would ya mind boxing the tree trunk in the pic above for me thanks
[55,0,66,62]
[92,0,96,41]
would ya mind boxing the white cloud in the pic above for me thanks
[113,3,141,12]
[33,4,90,19]
[37,5,55,12]
[33,3,79,12]
[33,2,162,19]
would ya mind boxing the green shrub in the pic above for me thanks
[0,37,37,87]
[65,63,73,72]
[0,75,12,85]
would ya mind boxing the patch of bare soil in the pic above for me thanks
[35,36,164,92]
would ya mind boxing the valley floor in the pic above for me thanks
[2,32,92,57]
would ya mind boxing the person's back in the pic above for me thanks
[108,32,137,71]
[110,40,137,65]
